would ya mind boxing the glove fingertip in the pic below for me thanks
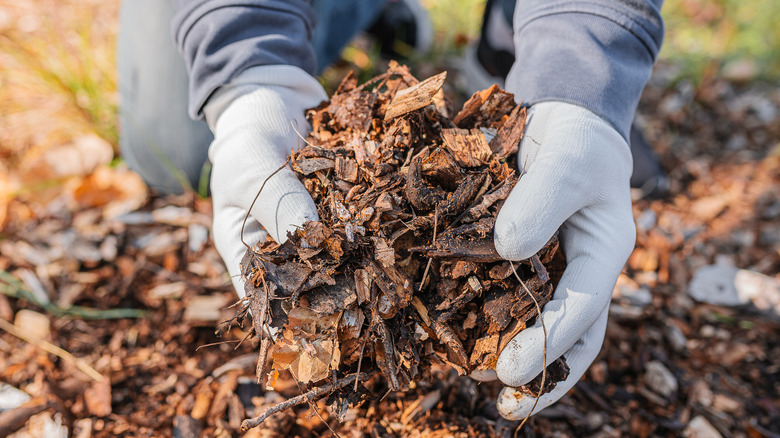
[497,387,537,420]
[493,192,556,261]
[469,369,497,382]
[496,345,539,388]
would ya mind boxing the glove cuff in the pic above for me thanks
[203,65,327,131]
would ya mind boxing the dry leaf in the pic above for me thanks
[68,165,148,219]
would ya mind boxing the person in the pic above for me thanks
[118,0,664,421]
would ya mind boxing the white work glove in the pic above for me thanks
[491,101,636,419]
[205,65,327,296]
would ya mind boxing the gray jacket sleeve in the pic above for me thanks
[506,0,664,141]
[171,0,318,120]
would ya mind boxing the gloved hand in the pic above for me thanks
[205,65,327,296]
[490,101,636,419]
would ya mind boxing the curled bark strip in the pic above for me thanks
[430,320,469,375]
[405,155,446,212]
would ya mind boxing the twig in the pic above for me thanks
[290,119,317,148]
[195,339,241,351]
[293,375,342,438]
[509,261,547,433]
[354,338,368,391]
[240,372,371,432]
[418,207,438,292]
[241,158,292,251]
[0,318,104,382]
[254,270,274,385]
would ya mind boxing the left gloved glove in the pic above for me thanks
[491,101,636,419]
[205,65,327,296]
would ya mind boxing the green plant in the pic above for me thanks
[661,0,780,82]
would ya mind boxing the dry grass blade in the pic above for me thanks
[0,318,104,382]
[240,157,292,251]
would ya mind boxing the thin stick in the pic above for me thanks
[240,372,370,432]
[293,377,342,438]
[509,261,547,433]
[255,270,273,385]
[195,339,241,351]
[290,120,317,148]
[0,318,104,382]
[354,339,368,391]
[418,207,438,292]
[241,158,292,251]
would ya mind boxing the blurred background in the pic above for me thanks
[0,0,778,436]
[0,0,778,214]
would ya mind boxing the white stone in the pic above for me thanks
[188,223,209,253]
[14,309,50,340]
[688,264,780,315]
[683,416,722,438]
[0,383,31,412]
[644,360,678,398]
[665,323,687,352]
[688,264,743,306]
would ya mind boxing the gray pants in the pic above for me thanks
[118,0,386,195]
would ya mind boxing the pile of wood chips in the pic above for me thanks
[230,63,568,430]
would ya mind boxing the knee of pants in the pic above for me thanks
[117,0,212,195]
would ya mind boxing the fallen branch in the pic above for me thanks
[240,372,371,432]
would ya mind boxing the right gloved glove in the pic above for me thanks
[485,101,637,419]
[205,65,327,296]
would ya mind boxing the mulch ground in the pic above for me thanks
[0,63,778,437]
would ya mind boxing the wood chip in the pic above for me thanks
[384,71,447,120]
[441,128,493,167]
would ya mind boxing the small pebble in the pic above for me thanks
[683,416,722,438]
[644,360,678,398]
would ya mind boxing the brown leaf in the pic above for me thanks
[270,308,342,384]
[69,165,148,219]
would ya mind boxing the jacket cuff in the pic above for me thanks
[505,1,664,140]
[172,0,318,120]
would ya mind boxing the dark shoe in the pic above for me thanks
[629,123,669,199]
[367,0,433,59]
[457,0,513,94]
